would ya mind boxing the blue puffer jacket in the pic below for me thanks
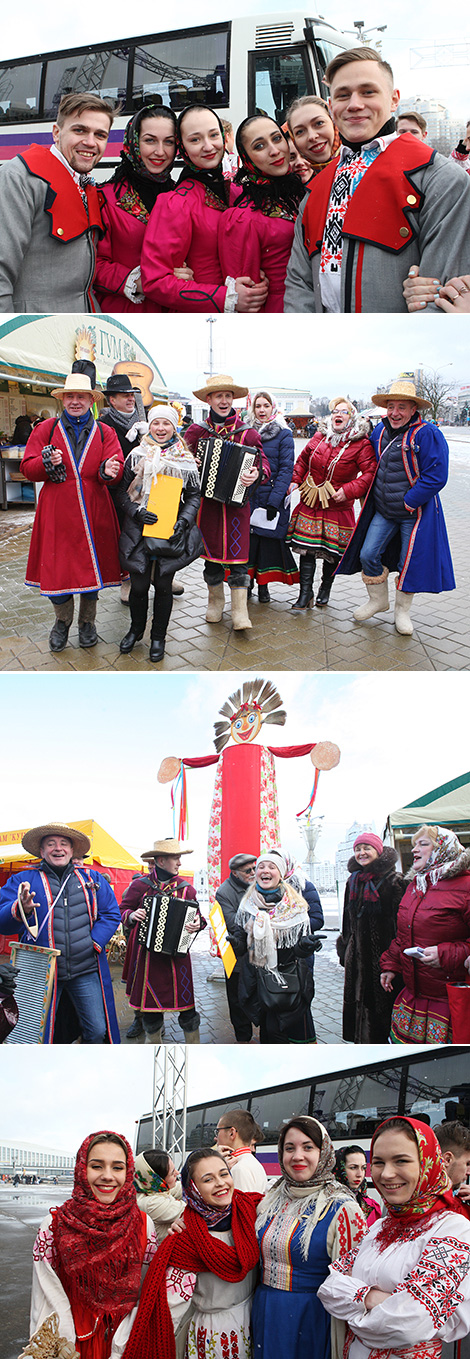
[249,421,295,539]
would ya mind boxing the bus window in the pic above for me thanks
[248,47,313,122]
[312,1067,402,1141]
[251,1085,310,1142]
[313,39,349,100]
[0,61,41,123]
[43,48,130,120]
[131,29,229,113]
[406,1052,470,1127]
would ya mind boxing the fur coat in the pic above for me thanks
[337,848,406,1043]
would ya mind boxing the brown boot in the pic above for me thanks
[78,594,98,647]
[49,599,74,652]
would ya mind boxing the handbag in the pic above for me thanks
[257,958,313,1017]
[144,522,203,564]
[446,983,470,1041]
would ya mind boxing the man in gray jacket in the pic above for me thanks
[0,92,115,312]
[284,48,470,313]
[215,853,257,1042]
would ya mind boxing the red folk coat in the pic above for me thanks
[218,202,295,312]
[94,183,162,313]
[120,871,204,1013]
[140,179,228,312]
[380,867,470,1001]
[21,418,124,595]
[287,424,375,555]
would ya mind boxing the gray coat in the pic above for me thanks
[0,153,101,312]
[284,147,470,313]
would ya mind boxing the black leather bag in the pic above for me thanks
[257,959,313,1016]
[144,521,203,564]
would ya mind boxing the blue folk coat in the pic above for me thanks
[250,423,295,539]
[0,867,121,1042]
[337,416,455,593]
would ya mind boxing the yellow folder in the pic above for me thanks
[142,473,184,540]
[209,901,237,979]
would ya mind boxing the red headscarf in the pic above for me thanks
[50,1130,144,1320]
[124,1187,261,1359]
[371,1117,458,1250]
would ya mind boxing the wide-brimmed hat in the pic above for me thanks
[192,374,248,402]
[141,838,193,862]
[371,380,431,410]
[51,374,100,401]
[22,822,91,859]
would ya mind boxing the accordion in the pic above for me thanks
[138,890,199,955]
[198,437,257,506]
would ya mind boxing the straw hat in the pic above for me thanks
[141,838,193,862]
[22,822,91,858]
[51,373,100,401]
[371,380,431,410]
[192,374,248,402]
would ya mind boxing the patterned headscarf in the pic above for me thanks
[234,116,303,218]
[176,105,228,206]
[371,1117,456,1250]
[257,1117,357,1260]
[111,105,177,214]
[134,1150,170,1196]
[50,1130,144,1317]
[181,1151,233,1228]
[413,827,465,895]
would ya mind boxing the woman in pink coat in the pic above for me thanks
[140,105,267,313]
[95,106,182,313]
[218,116,304,313]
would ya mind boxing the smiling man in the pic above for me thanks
[284,47,470,313]
[0,92,116,311]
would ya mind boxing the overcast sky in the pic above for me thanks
[1,670,469,865]
[1,1043,432,1153]
[2,0,469,119]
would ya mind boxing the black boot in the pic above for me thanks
[120,592,147,653]
[258,584,270,603]
[291,555,315,610]
[49,599,74,652]
[126,1013,144,1040]
[149,637,165,662]
[78,594,98,647]
[120,628,144,654]
[315,560,336,608]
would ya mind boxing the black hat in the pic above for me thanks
[72,359,97,389]
[105,374,137,395]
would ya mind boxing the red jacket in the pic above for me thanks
[95,182,162,313]
[381,865,470,1000]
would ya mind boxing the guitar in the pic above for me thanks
[113,361,155,410]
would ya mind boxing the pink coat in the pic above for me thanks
[95,183,162,313]
[141,179,228,312]
[218,200,295,312]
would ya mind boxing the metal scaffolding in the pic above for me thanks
[151,1045,188,1165]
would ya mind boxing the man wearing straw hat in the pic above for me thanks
[0,823,121,1043]
[185,376,268,630]
[120,838,206,1043]
[20,367,124,652]
[337,380,455,634]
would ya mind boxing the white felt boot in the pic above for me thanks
[394,589,414,635]
[353,569,389,621]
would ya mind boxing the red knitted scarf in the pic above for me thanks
[125,1188,262,1359]
[50,1131,144,1322]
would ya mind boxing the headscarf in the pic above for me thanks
[234,116,303,218]
[176,104,229,206]
[50,1130,144,1319]
[257,1117,357,1260]
[371,1117,457,1251]
[249,391,288,435]
[412,827,465,895]
[111,105,177,215]
[181,1151,233,1229]
[133,1150,170,1196]
[124,1187,261,1359]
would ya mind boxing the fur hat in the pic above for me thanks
[192,374,248,402]
[141,838,193,862]
[371,380,431,411]
[22,823,91,858]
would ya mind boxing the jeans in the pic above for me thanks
[56,970,107,1043]
[204,562,249,587]
[360,512,416,578]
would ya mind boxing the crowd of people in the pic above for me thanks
[25,1112,470,1359]
[15,365,456,657]
[2,47,470,314]
[1,821,469,1047]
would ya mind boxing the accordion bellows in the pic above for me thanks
[198,436,256,506]
[138,890,198,955]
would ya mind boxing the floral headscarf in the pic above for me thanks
[413,827,465,895]
[234,116,303,218]
[371,1116,456,1250]
[257,1117,357,1260]
[134,1150,170,1196]
[112,105,177,215]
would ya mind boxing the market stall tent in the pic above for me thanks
[386,770,470,871]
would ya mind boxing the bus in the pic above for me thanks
[135,1046,470,1175]
[0,12,355,171]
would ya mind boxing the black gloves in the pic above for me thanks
[42,445,67,482]
[168,520,186,552]
[137,507,159,525]
[266,505,278,521]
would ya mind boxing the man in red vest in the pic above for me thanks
[0,92,115,312]
[284,47,470,313]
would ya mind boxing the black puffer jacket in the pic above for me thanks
[337,847,406,1043]
[114,452,201,578]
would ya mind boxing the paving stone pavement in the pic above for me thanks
[111,932,345,1045]
[0,432,468,672]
